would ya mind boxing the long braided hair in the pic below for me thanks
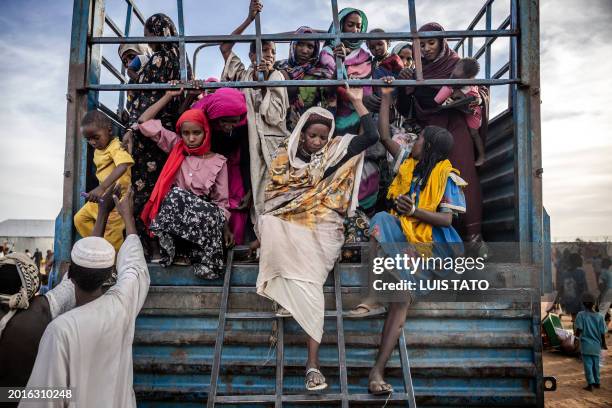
[413,126,454,188]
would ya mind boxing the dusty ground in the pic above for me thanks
[544,317,611,408]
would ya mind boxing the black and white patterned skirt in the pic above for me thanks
[150,187,225,279]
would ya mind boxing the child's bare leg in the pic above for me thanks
[369,300,410,393]
[470,128,486,166]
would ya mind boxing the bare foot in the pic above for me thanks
[369,368,393,395]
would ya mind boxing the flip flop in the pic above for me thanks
[173,256,191,266]
[273,302,292,318]
[345,303,387,318]
[305,367,328,391]
[368,380,393,395]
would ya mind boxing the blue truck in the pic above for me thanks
[52,0,551,406]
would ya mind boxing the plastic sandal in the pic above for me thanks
[305,367,328,391]
[345,303,387,318]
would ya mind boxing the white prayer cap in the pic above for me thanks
[71,237,115,269]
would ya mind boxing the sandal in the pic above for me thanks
[346,303,387,318]
[368,380,393,395]
[273,302,292,318]
[305,367,328,391]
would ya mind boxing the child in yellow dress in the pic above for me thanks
[73,111,134,252]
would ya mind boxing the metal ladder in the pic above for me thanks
[206,248,417,407]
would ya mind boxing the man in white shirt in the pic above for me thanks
[21,186,150,407]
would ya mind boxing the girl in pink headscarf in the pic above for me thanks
[192,88,251,245]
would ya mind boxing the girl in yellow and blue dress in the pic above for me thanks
[353,84,467,395]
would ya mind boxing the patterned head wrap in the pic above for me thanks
[0,253,40,338]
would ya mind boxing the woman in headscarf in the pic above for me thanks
[391,41,414,70]
[319,7,373,136]
[276,26,333,131]
[123,13,192,257]
[117,43,152,124]
[192,88,251,245]
[255,87,379,391]
[398,22,488,249]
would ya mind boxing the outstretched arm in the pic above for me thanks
[220,0,262,61]
[92,185,120,236]
[138,85,184,124]
[378,79,402,159]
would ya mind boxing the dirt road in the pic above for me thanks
[544,333,611,407]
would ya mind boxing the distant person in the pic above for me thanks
[598,258,612,321]
[559,253,587,323]
[44,250,54,275]
[73,110,134,252]
[24,249,32,259]
[575,293,608,391]
[33,248,42,270]
[24,187,150,408]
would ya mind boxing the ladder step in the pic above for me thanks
[213,392,414,403]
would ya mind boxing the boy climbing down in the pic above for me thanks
[74,111,134,252]
[575,292,608,391]
[434,57,486,166]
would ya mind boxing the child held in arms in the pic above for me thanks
[575,292,607,392]
[434,57,486,166]
[138,87,233,280]
[74,111,134,252]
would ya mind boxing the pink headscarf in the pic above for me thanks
[192,87,247,125]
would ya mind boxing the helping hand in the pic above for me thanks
[98,184,121,214]
[86,185,106,203]
[113,185,134,221]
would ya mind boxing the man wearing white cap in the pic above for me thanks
[22,186,150,408]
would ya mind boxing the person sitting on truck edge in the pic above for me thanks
[354,81,467,395]
[122,13,193,261]
[0,190,122,395]
[275,26,334,131]
[74,110,134,253]
[24,186,150,408]
[219,0,290,238]
[137,89,234,279]
[319,7,372,136]
[397,22,488,254]
[575,292,608,391]
[255,87,379,392]
[434,57,485,167]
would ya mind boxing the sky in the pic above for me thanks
[0,0,611,241]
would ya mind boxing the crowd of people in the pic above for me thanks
[0,1,510,404]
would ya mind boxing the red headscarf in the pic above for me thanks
[192,87,247,126]
[418,22,460,79]
[140,109,211,232]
